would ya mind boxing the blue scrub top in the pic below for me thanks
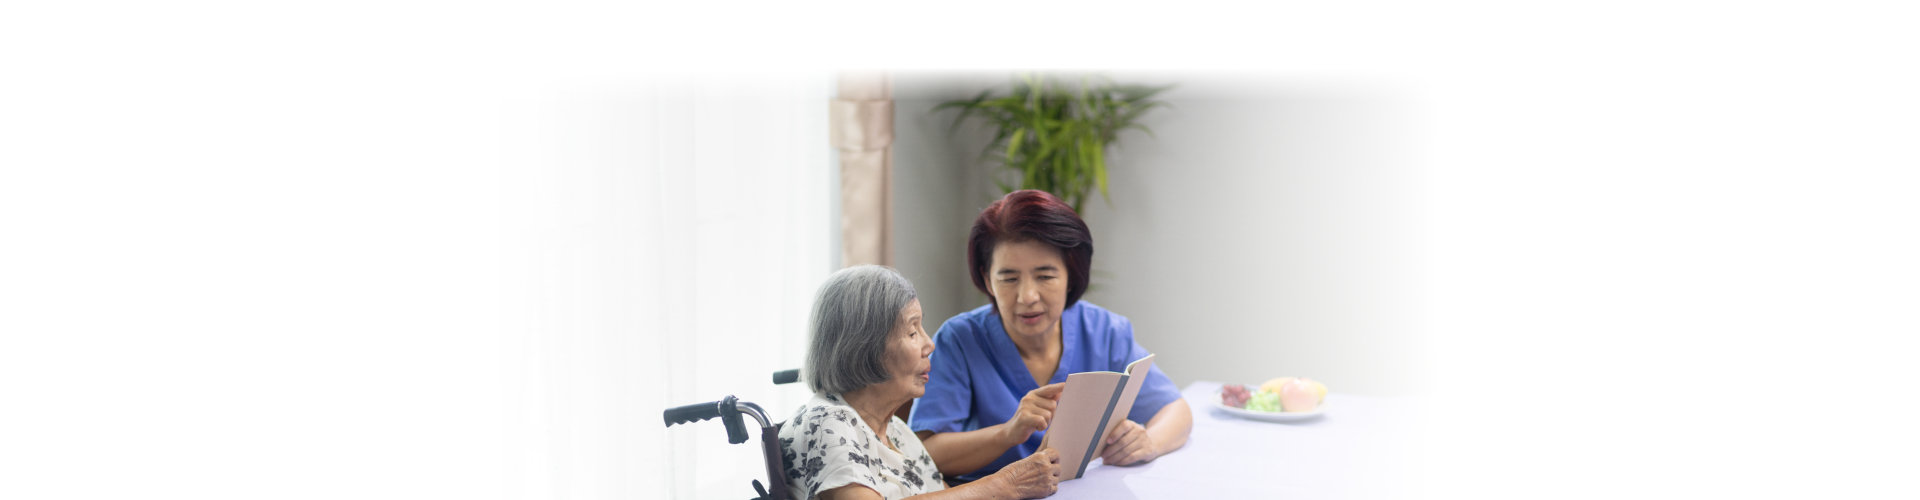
[908,301,1181,482]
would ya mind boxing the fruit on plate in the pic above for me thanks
[1258,377,1329,412]
[1244,390,1282,412]
[1278,378,1320,412]
[1220,384,1252,408]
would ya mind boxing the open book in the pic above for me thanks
[1037,353,1155,480]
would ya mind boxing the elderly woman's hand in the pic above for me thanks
[990,447,1060,498]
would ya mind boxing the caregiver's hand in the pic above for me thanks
[1001,382,1064,445]
[1099,419,1157,466]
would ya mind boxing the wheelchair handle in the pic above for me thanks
[662,396,730,427]
[661,394,787,499]
[772,369,800,385]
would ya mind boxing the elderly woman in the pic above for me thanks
[782,265,1062,500]
[910,190,1193,483]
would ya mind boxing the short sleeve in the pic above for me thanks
[909,317,973,434]
[789,406,884,499]
[1114,317,1182,424]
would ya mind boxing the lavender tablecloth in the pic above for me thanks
[1049,381,1421,499]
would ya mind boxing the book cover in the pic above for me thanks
[1037,353,1155,479]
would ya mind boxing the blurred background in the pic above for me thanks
[888,72,1422,397]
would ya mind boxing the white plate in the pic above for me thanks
[1213,390,1326,422]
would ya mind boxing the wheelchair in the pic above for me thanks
[660,368,805,500]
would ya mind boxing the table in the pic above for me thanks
[1051,381,1421,499]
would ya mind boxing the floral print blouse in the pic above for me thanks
[779,393,946,500]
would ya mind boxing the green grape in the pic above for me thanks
[1246,390,1282,412]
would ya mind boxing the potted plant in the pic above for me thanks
[936,73,1171,213]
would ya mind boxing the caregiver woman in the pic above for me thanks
[911,190,1192,483]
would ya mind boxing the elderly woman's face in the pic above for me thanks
[881,299,936,398]
[989,239,1070,343]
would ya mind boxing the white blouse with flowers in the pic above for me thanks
[780,392,946,500]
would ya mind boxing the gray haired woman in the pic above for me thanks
[781,265,1061,500]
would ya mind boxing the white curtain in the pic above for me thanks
[503,75,832,499]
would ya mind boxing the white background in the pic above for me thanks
[4,1,1918,499]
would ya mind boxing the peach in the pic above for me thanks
[1279,378,1321,412]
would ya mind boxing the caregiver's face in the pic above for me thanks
[882,299,935,398]
[989,239,1069,342]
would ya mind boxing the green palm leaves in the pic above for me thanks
[936,74,1170,214]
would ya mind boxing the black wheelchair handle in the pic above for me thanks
[663,400,723,427]
[772,369,800,385]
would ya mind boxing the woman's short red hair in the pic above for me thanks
[967,189,1094,309]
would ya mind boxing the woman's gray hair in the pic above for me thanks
[804,265,917,395]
